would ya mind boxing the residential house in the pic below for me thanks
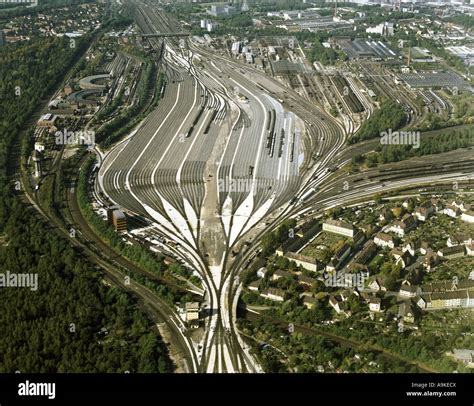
[388,214,417,237]
[353,239,377,266]
[369,297,382,312]
[430,198,443,212]
[275,246,285,256]
[369,278,382,291]
[359,223,377,237]
[414,201,434,221]
[400,282,420,297]
[298,274,317,288]
[374,232,395,249]
[284,251,321,272]
[437,245,465,259]
[396,251,412,269]
[334,243,351,263]
[341,271,369,288]
[388,221,405,237]
[402,241,419,256]
[329,295,342,314]
[447,200,472,213]
[359,291,371,304]
[447,234,472,247]
[378,208,393,223]
[248,280,261,292]
[398,301,417,323]
[326,243,351,272]
[423,250,439,272]
[430,197,443,213]
[391,248,404,261]
[428,290,473,309]
[276,236,303,256]
[257,267,267,278]
[420,279,468,294]
[415,295,428,309]
[444,204,461,218]
[261,288,286,302]
[325,258,337,273]
[419,241,430,255]
[369,277,387,292]
[466,244,474,257]
[322,219,355,238]
[456,280,474,291]
[295,219,321,239]
[302,296,318,309]
[352,230,365,247]
[415,283,474,309]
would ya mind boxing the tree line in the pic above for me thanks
[356,126,474,168]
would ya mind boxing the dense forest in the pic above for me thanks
[0,209,172,372]
[0,35,173,371]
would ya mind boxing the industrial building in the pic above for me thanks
[185,302,200,327]
[338,39,397,60]
[107,205,119,224]
[366,22,395,36]
[399,71,473,91]
[111,208,127,232]
[207,5,237,17]
[446,46,474,66]
[37,113,57,128]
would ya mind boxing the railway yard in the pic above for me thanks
[24,0,474,373]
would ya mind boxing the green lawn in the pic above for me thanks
[426,256,474,281]
[300,231,347,260]
[408,214,473,251]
